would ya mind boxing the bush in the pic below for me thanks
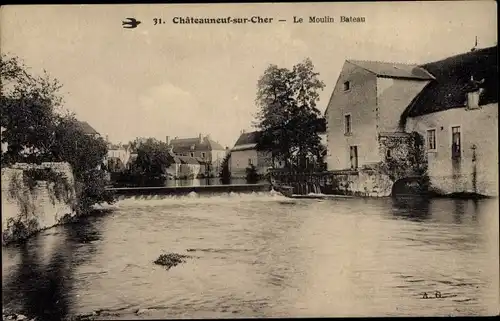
[219,154,231,184]
[245,164,260,184]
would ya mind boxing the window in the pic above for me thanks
[386,149,392,160]
[248,158,253,165]
[343,81,350,91]
[349,146,358,169]
[344,114,352,135]
[201,152,206,158]
[190,152,194,157]
[427,129,436,150]
[451,126,461,159]
[466,91,481,110]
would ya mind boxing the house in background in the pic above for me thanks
[325,45,498,196]
[230,131,273,178]
[230,119,326,178]
[167,134,227,177]
[177,155,203,178]
[106,143,132,172]
[165,152,182,178]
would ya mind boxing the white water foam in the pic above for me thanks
[108,191,293,209]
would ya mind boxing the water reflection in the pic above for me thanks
[2,212,105,321]
[453,200,465,224]
[390,196,431,222]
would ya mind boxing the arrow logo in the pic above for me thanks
[122,18,141,29]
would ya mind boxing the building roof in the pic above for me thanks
[195,157,206,164]
[169,136,225,152]
[348,60,435,80]
[75,121,99,135]
[177,155,202,165]
[234,131,261,146]
[167,151,182,164]
[231,131,261,152]
[232,119,326,152]
[406,45,498,117]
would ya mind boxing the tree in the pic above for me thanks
[1,54,113,214]
[50,114,113,213]
[254,58,325,171]
[127,138,172,186]
[1,54,63,165]
[219,153,231,184]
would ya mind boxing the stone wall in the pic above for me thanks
[378,133,412,164]
[406,103,498,197]
[1,162,77,245]
[325,62,379,170]
[328,169,394,197]
[270,169,393,197]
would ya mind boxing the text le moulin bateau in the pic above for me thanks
[299,16,366,23]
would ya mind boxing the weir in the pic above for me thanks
[106,183,272,197]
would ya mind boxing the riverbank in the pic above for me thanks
[2,208,113,247]
[2,311,98,321]
[2,311,34,321]
[427,191,493,200]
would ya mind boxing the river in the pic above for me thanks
[2,193,499,319]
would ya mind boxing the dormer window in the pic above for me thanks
[343,81,350,91]
[466,89,484,110]
[466,76,485,110]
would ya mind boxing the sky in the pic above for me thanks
[1,1,497,148]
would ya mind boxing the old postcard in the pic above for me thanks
[1,1,498,320]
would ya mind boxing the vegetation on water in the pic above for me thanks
[254,58,326,172]
[1,54,114,216]
[154,253,192,270]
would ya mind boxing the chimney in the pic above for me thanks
[166,135,170,145]
[199,133,203,143]
[106,135,109,142]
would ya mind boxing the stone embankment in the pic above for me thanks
[1,162,77,245]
